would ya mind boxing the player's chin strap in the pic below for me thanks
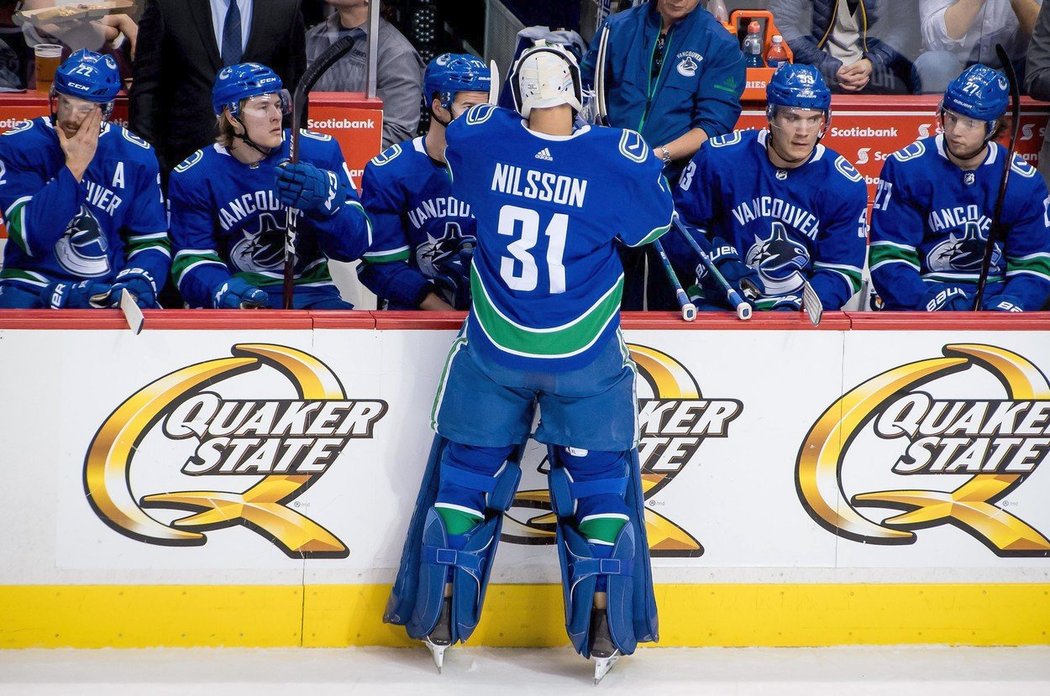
[230,116,278,158]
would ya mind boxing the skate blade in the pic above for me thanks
[592,651,621,685]
[424,638,448,673]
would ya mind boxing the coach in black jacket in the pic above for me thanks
[129,0,306,174]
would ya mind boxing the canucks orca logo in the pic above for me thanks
[416,222,476,279]
[677,56,698,77]
[229,213,287,272]
[745,222,810,294]
[53,205,110,277]
[926,222,1001,273]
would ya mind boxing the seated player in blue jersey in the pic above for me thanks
[869,64,1050,312]
[0,50,169,309]
[358,54,490,311]
[167,63,371,309]
[384,44,674,681]
[671,63,868,313]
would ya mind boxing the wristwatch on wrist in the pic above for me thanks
[658,146,672,164]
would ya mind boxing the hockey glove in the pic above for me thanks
[95,268,159,308]
[923,286,971,312]
[274,161,346,217]
[430,272,472,310]
[982,294,1025,312]
[39,279,112,309]
[213,278,270,309]
[697,237,764,301]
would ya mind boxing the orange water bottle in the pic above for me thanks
[767,34,789,68]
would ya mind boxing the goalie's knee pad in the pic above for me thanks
[406,507,502,643]
[548,447,630,526]
[556,519,640,657]
[438,443,522,515]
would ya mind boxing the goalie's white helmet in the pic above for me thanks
[510,43,583,118]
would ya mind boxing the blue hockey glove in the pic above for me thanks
[431,272,472,310]
[213,277,270,309]
[96,268,159,308]
[983,295,1025,312]
[274,160,345,216]
[924,286,971,312]
[696,237,764,301]
[39,279,112,309]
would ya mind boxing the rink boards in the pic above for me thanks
[1,310,1048,648]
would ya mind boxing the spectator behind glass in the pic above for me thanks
[0,1,29,89]
[1023,1,1050,185]
[579,0,744,311]
[768,0,920,94]
[917,0,1041,92]
[306,0,424,150]
[18,0,140,87]
[129,0,306,177]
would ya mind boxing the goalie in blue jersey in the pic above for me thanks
[869,64,1050,312]
[671,63,868,313]
[168,63,371,309]
[0,50,170,309]
[358,54,491,311]
[385,43,674,681]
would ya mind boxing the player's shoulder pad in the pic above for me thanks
[298,128,333,142]
[0,118,35,137]
[616,129,650,163]
[172,149,205,174]
[890,140,926,163]
[708,130,743,149]
[831,154,863,183]
[463,103,498,127]
[369,141,405,167]
[1010,152,1037,178]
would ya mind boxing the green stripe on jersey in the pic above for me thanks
[814,262,863,295]
[5,200,29,254]
[172,251,225,282]
[363,248,411,263]
[869,242,920,271]
[239,262,333,288]
[470,267,622,359]
[0,267,48,287]
[1007,253,1050,280]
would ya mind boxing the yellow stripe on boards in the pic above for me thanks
[2,584,1048,648]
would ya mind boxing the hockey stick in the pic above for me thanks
[652,237,697,321]
[973,43,1021,312]
[594,24,610,125]
[671,216,751,320]
[488,60,500,105]
[283,34,358,309]
[800,279,823,326]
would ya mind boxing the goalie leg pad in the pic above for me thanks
[405,507,502,643]
[556,518,638,657]
[437,442,521,514]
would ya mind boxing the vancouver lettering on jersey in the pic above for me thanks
[730,195,820,239]
[489,163,588,208]
[928,204,992,234]
[83,179,123,215]
[407,196,472,230]
[218,190,285,232]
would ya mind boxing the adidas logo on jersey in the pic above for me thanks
[534,148,554,161]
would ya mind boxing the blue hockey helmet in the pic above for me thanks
[766,63,832,112]
[211,62,289,116]
[942,64,1009,131]
[424,53,492,110]
[53,49,121,111]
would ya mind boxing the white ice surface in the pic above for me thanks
[2,646,1049,695]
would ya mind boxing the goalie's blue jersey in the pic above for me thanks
[168,129,371,308]
[0,118,169,292]
[445,105,674,371]
[869,134,1050,310]
[673,129,868,310]
[359,136,477,309]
